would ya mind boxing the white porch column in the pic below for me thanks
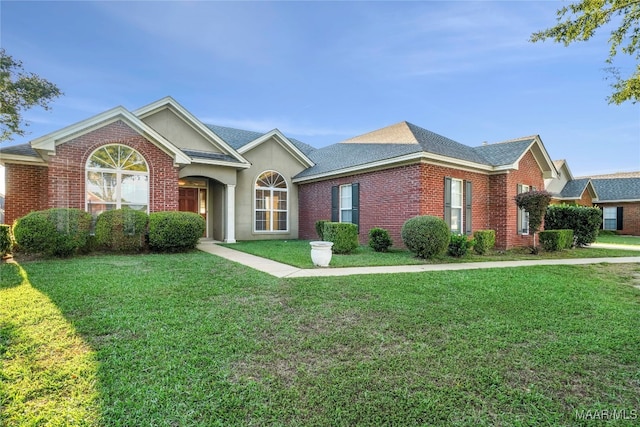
[224,184,236,243]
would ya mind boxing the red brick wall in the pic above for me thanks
[4,163,49,224]
[299,164,423,245]
[4,120,179,223]
[298,149,545,250]
[299,162,490,247]
[599,202,640,236]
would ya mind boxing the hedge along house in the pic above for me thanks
[0,97,315,242]
[294,121,557,250]
[545,162,640,236]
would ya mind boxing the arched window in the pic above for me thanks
[255,171,288,232]
[86,144,149,217]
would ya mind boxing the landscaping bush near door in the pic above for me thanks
[401,215,450,259]
[539,229,574,251]
[95,209,149,252]
[323,222,359,254]
[12,208,92,257]
[148,211,205,252]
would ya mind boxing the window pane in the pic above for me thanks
[277,213,287,231]
[451,207,462,232]
[256,190,266,210]
[255,211,267,231]
[603,208,617,230]
[340,185,352,210]
[121,174,148,204]
[341,210,352,223]
[275,190,287,210]
[451,180,462,207]
[87,171,118,202]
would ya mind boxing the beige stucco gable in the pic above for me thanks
[141,108,225,154]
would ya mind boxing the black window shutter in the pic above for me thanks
[465,180,472,235]
[331,186,339,222]
[617,207,624,230]
[444,177,452,228]
[352,183,360,231]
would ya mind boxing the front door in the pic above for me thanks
[179,187,207,236]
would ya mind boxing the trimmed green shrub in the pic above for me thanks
[539,229,574,251]
[315,219,329,240]
[401,215,450,259]
[323,222,359,254]
[448,233,474,257]
[12,208,92,257]
[0,225,12,256]
[473,229,496,255]
[545,204,602,246]
[368,227,393,252]
[95,209,149,252]
[148,211,205,252]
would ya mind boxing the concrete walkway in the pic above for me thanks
[197,241,640,278]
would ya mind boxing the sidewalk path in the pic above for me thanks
[197,241,640,278]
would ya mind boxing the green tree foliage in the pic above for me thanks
[515,190,553,235]
[531,0,640,104]
[1,48,62,141]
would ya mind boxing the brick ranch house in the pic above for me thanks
[0,96,578,250]
[547,162,640,235]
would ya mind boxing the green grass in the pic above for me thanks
[2,252,640,425]
[221,239,640,268]
[596,233,640,246]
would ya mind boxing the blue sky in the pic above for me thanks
[1,0,639,193]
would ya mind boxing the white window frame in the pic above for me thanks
[339,184,353,223]
[518,184,530,235]
[450,178,463,233]
[603,207,617,231]
[254,170,289,233]
[85,144,149,217]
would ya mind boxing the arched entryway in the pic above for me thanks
[178,176,229,241]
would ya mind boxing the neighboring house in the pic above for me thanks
[546,164,640,236]
[0,96,559,250]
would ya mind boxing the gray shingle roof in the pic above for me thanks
[406,122,490,164]
[205,124,316,156]
[559,178,591,198]
[592,178,640,201]
[181,149,243,164]
[474,138,535,166]
[205,124,264,150]
[295,143,424,178]
[0,143,40,158]
[295,123,538,179]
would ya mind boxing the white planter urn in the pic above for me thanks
[310,241,333,267]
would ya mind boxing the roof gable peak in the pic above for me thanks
[341,121,420,145]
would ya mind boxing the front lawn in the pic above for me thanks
[2,253,639,426]
[596,234,640,246]
[221,239,640,268]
